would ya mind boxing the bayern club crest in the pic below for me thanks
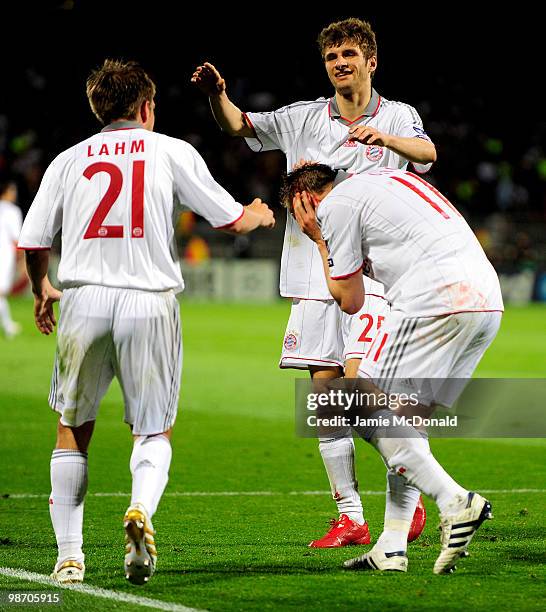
[284,332,298,351]
[365,145,384,161]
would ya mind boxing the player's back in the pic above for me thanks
[325,169,503,316]
[60,127,182,291]
[24,127,193,293]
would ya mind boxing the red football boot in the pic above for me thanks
[309,514,371,548]
[407,495,427,542]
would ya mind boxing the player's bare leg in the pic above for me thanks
[49,419,94,583]
[309,365,370,548]
[124,427,173,585]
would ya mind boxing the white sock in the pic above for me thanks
[0,296,14,331]
[130,435,172,518]
[319,437,364,523]
[373,435,467,516]
[49,449,88,567]
[375,470,420,553]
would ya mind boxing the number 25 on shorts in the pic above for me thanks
[359,313,388,362]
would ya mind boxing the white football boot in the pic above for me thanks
[124,503,157,585]
[433,492,493,575]
[343,547,408,572]
[50,560,85,583]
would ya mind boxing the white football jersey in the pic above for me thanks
[317,169,504,317]
[245,89,433,299]
[0,199,23,290]
[18,122,244,293]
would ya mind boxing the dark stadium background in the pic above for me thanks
[2,2,544,287]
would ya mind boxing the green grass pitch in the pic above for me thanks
[0,298,545,611]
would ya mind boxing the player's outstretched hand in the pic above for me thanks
[246,198,275,228]
[293,191,322,243]
[191,62,226,96]
[33,285,62,335]
[348,125,390,147]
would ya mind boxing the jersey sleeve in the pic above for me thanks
[243,105,295,153]
[171,141,244,228]
[392,104,434,175]
[318,199,364,280]
[18,160,64,249]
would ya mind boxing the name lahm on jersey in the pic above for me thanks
[87,140,145,157]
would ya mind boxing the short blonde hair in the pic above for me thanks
[86,59,156,125]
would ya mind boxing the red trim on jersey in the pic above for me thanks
[17,246,51,251]
[392,176,450,219]
[242,113,259,138]
[406,171,462,217]
[214,208,245,229]
[344,114,365,125]
[331,265,363,280]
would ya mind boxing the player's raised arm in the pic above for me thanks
[172,140,274,234]
[191,62,255,138]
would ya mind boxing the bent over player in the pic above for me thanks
[192,18,435,547]
[18,60,274,586]
[285,163,502,574]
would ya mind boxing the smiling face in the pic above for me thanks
[323,41,377,95]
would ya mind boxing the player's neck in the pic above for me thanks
[335,86,371,121]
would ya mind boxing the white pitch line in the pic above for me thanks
[3,488,546,500]
[0,567,205,612]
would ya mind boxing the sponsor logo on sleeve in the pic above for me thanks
[412,125,431,140]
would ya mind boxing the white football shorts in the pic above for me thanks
[280,278,390,370]
[358,310,502,407]
[49,285,182,435]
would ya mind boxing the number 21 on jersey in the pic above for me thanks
[83,161,144,239]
